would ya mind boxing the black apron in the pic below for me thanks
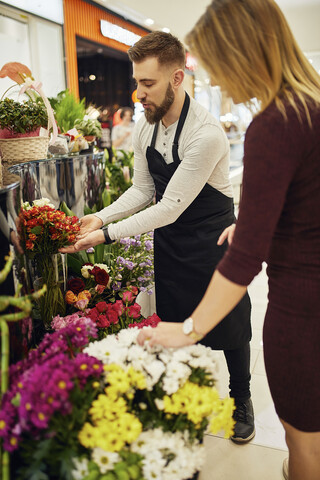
[146,93,251,350]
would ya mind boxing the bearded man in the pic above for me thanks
[61,32,254,443]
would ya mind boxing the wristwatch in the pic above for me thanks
[102,226,114,245]
[182,317,204,342]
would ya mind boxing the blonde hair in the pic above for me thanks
[185,0,320,123]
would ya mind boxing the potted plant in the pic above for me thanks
[0,62,57,165]
[0,97,48,139]
[74,116,102,143]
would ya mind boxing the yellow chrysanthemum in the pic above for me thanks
[78,423,97,448]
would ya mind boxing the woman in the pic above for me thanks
[111,107,134,150]
[137,1,320,479]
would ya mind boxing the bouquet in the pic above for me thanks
[0,326,234,480]
[18,198,80,325]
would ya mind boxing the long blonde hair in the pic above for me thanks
[185,0,320,122]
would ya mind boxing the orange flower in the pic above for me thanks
[77,290,91,300]
[65,290,77,304]
[25,240,34,250]
[0,62,33,84]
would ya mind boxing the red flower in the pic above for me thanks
[128,286,139,296]
[92,267,110,286]
[107,310,119,324]
[96,301,108,313]
[67,278,86,295]
[122,291,134,304]
[127,303,141,319]
[25,240,34,250]
[97,315,110,328]
[112,300,124,316]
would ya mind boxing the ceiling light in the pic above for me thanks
[145,18,154,26]
[89,75,96,81]
[162,27,170,33]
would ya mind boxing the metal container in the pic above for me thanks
[9,152,105,218]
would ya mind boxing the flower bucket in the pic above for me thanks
[26,253,67,326]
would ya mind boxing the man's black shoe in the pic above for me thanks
[230,398,255,443]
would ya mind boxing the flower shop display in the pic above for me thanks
[53,287,161,339]
[66,232,154,308]
[74,116,102,143]
[0,322,234,480]
[18,198,80,326]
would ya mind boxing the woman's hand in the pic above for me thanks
[217,223,236,246]
[137,322,196,348]
[77,214,103,239]
[59,229,105,254]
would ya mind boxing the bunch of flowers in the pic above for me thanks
[18,198,80,325]
[53,288,161,339]
[0,325,234,480]
[76,328,235,480]
[67,232,154,308]
[18,198,80,254]
[0,322,101,478]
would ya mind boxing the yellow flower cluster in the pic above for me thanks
[103,364,146,399]
[78,364,145,452]
[210,397,235,439]
[163,381,235,437]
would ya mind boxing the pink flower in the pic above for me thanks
[74,298,89,310]
[95,284,106,294]
[122,291,134,304]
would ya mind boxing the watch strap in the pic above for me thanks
[102,226,114,245]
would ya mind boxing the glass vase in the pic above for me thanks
[26,253,66,328]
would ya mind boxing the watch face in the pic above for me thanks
[183,317,193,335]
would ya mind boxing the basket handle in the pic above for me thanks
[19,80,58,145]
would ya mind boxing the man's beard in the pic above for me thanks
[144,83,175,124]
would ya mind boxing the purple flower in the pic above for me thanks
[145,240,153,251]
[86,247,95,253]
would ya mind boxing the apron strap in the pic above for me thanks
[150,122,159,148]
[172,92,190,164]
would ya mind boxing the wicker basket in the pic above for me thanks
[0,136,49,165]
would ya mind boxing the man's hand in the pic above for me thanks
[137,322,195,348]
[77,214,103,239]
[217,224,236,246]
[59,229,105,254]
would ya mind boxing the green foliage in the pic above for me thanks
[74,117,102,138]
[51,89,86,133]
[0,98,48,134]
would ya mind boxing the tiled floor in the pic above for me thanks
[199,264,288,480]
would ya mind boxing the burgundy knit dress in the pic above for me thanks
[218,98,320,432]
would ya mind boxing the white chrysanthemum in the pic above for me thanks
[33,197,55,209]
[165,360,192,383]
[71,457,89,480]
[91,448,120,473]
[132,429,204,480]
[143,359,166,386]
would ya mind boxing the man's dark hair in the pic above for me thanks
[128,31,186,69]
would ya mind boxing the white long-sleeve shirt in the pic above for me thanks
[95,96,233,240]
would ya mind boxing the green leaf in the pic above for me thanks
[84,205,93,215]
[94,243,105,263]
[59,201,76,217]
[31,226,42,235]
[66,254,83,276]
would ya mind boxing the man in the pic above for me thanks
[61,32,254,443]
